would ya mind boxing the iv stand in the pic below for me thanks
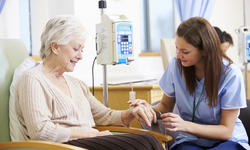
[99,0,109,107]
[243,0,248,98]
[103,65,108,107]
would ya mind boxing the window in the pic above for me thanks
[140,0,175,52]
[19,0,32,55]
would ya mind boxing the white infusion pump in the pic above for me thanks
[96,14,134,65]
[237,27,250,63]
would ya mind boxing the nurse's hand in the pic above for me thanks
[128,99,157,126]
[161,113,188,132]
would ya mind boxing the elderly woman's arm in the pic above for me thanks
[80,81,155,127]
[17,73,114,142]
[69,129,112,140]
[17,73,71,142]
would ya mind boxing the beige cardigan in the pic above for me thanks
[16,64,123,142]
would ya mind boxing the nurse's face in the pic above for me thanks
[176,36,204,67]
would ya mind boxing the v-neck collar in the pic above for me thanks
[39,64,73,100]
[196,77,204,85]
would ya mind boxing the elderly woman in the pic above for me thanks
[16,16,162,150]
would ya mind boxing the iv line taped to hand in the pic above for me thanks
[129,85,136,100]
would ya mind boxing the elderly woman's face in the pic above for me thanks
[56,38,85,72]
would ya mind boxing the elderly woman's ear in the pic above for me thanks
[50,42,60,55]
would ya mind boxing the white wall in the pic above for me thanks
[70,0,250,86]
[247,0,250,26]
[29,0,75,56]
[210,0,249,66]
[29,0,48,56]
[1,0,249,86]
[69,0,163,85]
[0,0,20,38]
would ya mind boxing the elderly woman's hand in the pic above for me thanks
[128,99,150,107]
[128,99,157,127]
[70,129,112,140]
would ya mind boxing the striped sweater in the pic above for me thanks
[16,64,123,142]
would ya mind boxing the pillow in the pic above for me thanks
[9,57,40,141]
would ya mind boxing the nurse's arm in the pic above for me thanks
[152,94,175,118]
[180,109,238,140]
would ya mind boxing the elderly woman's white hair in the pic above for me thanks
[40,15,88,60]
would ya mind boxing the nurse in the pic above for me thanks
[130,17,249,150]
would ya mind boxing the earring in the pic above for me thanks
[52,48,58,55]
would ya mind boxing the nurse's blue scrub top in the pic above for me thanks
[159,57,249,149]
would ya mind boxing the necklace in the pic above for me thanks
[192,84,205,122]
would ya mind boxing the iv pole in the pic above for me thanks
[243,0,248,98]
[98,0,109,107]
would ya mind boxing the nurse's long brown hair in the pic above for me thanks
[177,17,232,107]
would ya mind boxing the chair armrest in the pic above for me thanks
[94,125,172,144]
[0,140,86,150]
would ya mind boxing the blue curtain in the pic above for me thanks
[176,0,215,21]
[0,0,6,14]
